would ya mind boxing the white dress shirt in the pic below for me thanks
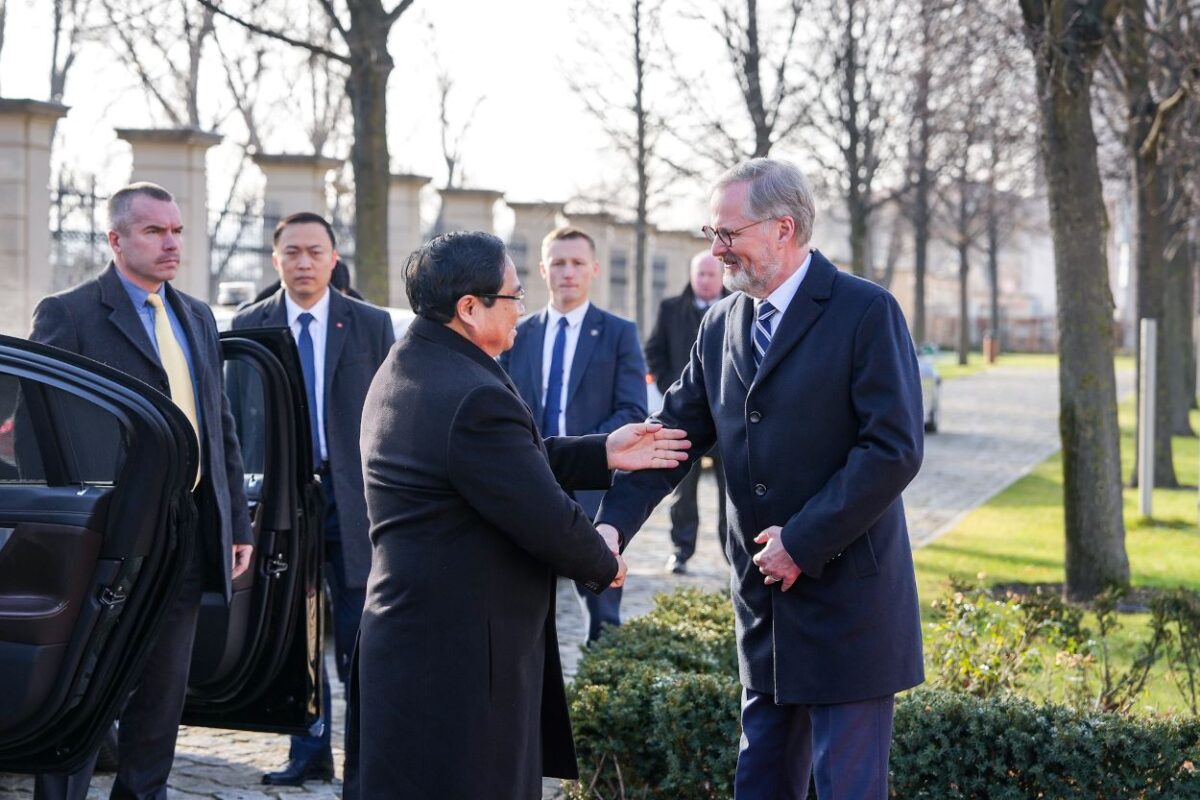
[285,288,331,462]
[758,250,813,321]
[540,301,591,436]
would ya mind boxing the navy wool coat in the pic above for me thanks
[597,251,926,704]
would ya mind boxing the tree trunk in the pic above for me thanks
[345,24,393,305]
[848,204,869,278]
[1165,221,1196,436]
[957,243,970,365]
[1024,0,1129,601]
[633,0,649,331]
[987,207,1002,350]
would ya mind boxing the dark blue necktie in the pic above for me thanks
[541,317,569,436]
[298,312,322,468]
[753,301,778,369]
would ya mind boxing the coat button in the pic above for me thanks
[754,483,767,496]
[749,411,762,423]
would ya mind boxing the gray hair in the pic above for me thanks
[712,158,815,246]
[107,182,175,233]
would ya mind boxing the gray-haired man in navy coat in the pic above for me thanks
[597,159,925,799]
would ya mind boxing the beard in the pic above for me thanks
[722,253,779,298]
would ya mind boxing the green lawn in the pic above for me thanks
[913,402,1200,714]
[931,350,1134,380]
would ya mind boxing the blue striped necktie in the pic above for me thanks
[753,300,778,369]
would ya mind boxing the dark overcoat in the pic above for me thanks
[357,317,619,799]
[643,283,729,394]
[231,287,394,588]
[28,263,251,601]
[597,251,926,704]
[498,304,646,517]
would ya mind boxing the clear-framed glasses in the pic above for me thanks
[701,218,774,247]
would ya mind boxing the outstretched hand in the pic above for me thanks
[606,421,690,472]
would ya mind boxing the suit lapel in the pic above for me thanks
[565,305,603,410]
[754,252,836,387]
[98,264,164,373]
[260,289,289,327]
[726,294,755,390]
[524,312,548,419]
[324,290,350,410]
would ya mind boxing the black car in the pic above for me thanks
[0,329,325,774]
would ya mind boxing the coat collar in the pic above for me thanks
[410,315,515,390]
[97,262,206,377]
[726,249,837,390]
[754,250,836,386]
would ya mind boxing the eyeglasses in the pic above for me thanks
[477,287,527,303]
[701,218,774,247]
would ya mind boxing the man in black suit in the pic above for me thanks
[29,182,253,800]
[355,231,687,797]
[596,159,925,799]
[643,251,729,573]
[233,212,394,786]
[499,226,647,644]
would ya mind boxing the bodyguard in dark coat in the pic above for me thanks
[597,159,925,800]
[232,212,394,785]
[643,251,730,571]
[28,183,252,799]
[355,231,688,799]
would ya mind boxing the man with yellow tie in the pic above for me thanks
[28,182,253,800]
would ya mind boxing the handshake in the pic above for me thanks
[595,420,692,589]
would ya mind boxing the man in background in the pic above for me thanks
[643,251,730,573]
[233,212,394,786]
[500,226,647,644]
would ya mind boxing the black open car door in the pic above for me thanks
[0,335,197,773]
[181,328,324,735]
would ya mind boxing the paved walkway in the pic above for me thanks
[1,364,1130,799]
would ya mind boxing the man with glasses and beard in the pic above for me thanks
[595,159,925,800]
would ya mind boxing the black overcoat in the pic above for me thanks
[643,283,729,394]
[232,288,395,589]
[356,317,619,799]
[598,252,926,704]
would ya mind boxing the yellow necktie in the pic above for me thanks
[146,292,200,486]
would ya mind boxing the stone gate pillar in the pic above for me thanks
[387,173,431,309]
[0,99,68,336]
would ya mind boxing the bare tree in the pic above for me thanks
[807,0,906,280]
[568,0,673,330]
[200,0,416,304]
[0,1,7,96]
[97,0,215,127]
[1018,0,1129,601]
[426,23,482,190]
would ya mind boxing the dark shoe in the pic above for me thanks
[262,758,335,786]
[665,554,689,575]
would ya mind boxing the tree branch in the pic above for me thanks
[197,0,350,64]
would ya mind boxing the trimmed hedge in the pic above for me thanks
[566,588,1200,799]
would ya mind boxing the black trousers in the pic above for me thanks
[667,454,728,562]
[35,546,206,800]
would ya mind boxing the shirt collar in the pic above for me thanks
[115,267,162,310]
[759,250,812,318]
[284,287,332,326]
[546,300,590,330]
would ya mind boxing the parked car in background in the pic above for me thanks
[917,344,942,433]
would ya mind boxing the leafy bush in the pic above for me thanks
[566,587,1200,799]
[891,690,1200,799]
